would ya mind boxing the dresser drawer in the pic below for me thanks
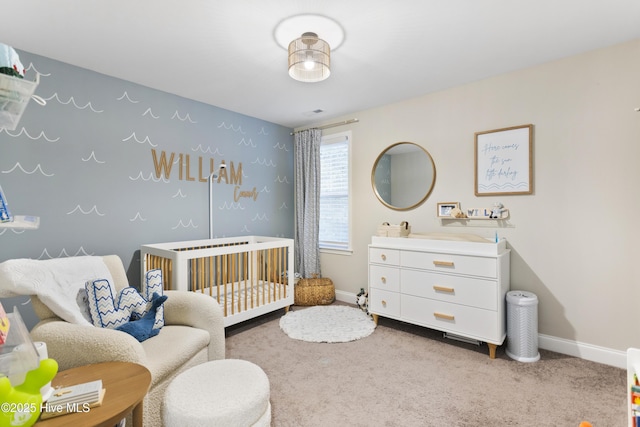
[401,295,504,343]
[369,265,400,292]
[369,247,400,266]
[369,288,400,318]
[401,269,498,310]
[401,251,497,279]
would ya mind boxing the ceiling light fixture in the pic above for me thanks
[288,32,330,83]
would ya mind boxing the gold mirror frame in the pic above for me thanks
[371,142,436,211]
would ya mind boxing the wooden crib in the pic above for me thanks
[141,236,294,327]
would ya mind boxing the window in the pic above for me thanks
[319,131,351,252]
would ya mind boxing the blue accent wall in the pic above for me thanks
[0,50,294,284]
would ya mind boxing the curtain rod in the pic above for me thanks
[290,118,359,135]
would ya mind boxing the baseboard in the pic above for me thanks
[335,289,357,305]
[538,334,626,369]
[336,290,626,369]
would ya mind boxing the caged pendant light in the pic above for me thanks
[288,32,331,82]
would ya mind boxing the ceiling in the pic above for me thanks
[2,1,640,129]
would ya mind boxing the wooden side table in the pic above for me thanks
[35,361,151,427]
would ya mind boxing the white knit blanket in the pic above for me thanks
[0,256,114,325]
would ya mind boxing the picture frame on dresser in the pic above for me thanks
[474,124,533,196]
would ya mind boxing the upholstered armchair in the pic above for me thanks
[24,255,225,427]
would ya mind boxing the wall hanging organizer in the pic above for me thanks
[0,72,44,130]
[0,43,46,130]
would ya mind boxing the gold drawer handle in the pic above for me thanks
[381,254,387,261]
[433,285,454,293]
[381,300,387,308]
[433,260,454,267]
[434,312,455,321]
[381,276,387,284]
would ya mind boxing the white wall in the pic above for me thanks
[317,38,640,362]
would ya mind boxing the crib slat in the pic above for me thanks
[215,254,222,316]
[277,246,282,299]
[260,250,263,306]
[251,249,256,309]
[222,254,228,317]
[269,248,273,302]
[276,247,281,300]
[197,258,201,292]
[243,251,248,311]
[232,251,237,315]
[207,256,212,297]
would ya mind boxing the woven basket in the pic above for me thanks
[295,275,335,306]
[376,221,411,237]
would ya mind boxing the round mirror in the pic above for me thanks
[371,142,436,211]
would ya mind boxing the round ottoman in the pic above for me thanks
[163,359,271,427]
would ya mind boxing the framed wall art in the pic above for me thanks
[474,124,533,196]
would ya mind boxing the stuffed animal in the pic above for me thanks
[116,292,168,342]
[0,43,25,78]
[450,207,466,218]
[490,202,505,219]
[0,358,58,427]
[356,288,369,314]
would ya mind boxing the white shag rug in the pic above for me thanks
[279,305,376,343]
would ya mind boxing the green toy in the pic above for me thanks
[0,358,58,427]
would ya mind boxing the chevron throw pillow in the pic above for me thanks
[85,269,165,330]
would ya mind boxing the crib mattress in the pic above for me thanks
[194,280,286,312]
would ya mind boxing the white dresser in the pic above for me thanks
[368,235,510,358]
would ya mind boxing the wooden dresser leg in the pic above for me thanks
[372,314,379,325]
[488,343,497,359]
[284,305,290,313]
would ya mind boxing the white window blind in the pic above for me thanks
[319,131,351,251]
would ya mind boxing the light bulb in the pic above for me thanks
[304,60,315,70]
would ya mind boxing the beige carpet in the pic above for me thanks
[226,304,626,426]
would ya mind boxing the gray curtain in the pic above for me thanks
[294,128,322,278]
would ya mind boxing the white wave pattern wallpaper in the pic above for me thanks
[0,50,294,277]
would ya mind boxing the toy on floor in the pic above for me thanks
[0,358,58,427]
[578,422,592,427]
[356,288,369,314]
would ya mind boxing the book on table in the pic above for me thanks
[40,379,105,419]
[47,379,102,405]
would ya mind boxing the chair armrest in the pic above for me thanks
[163,291,225,361]
[30,319,147,371]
